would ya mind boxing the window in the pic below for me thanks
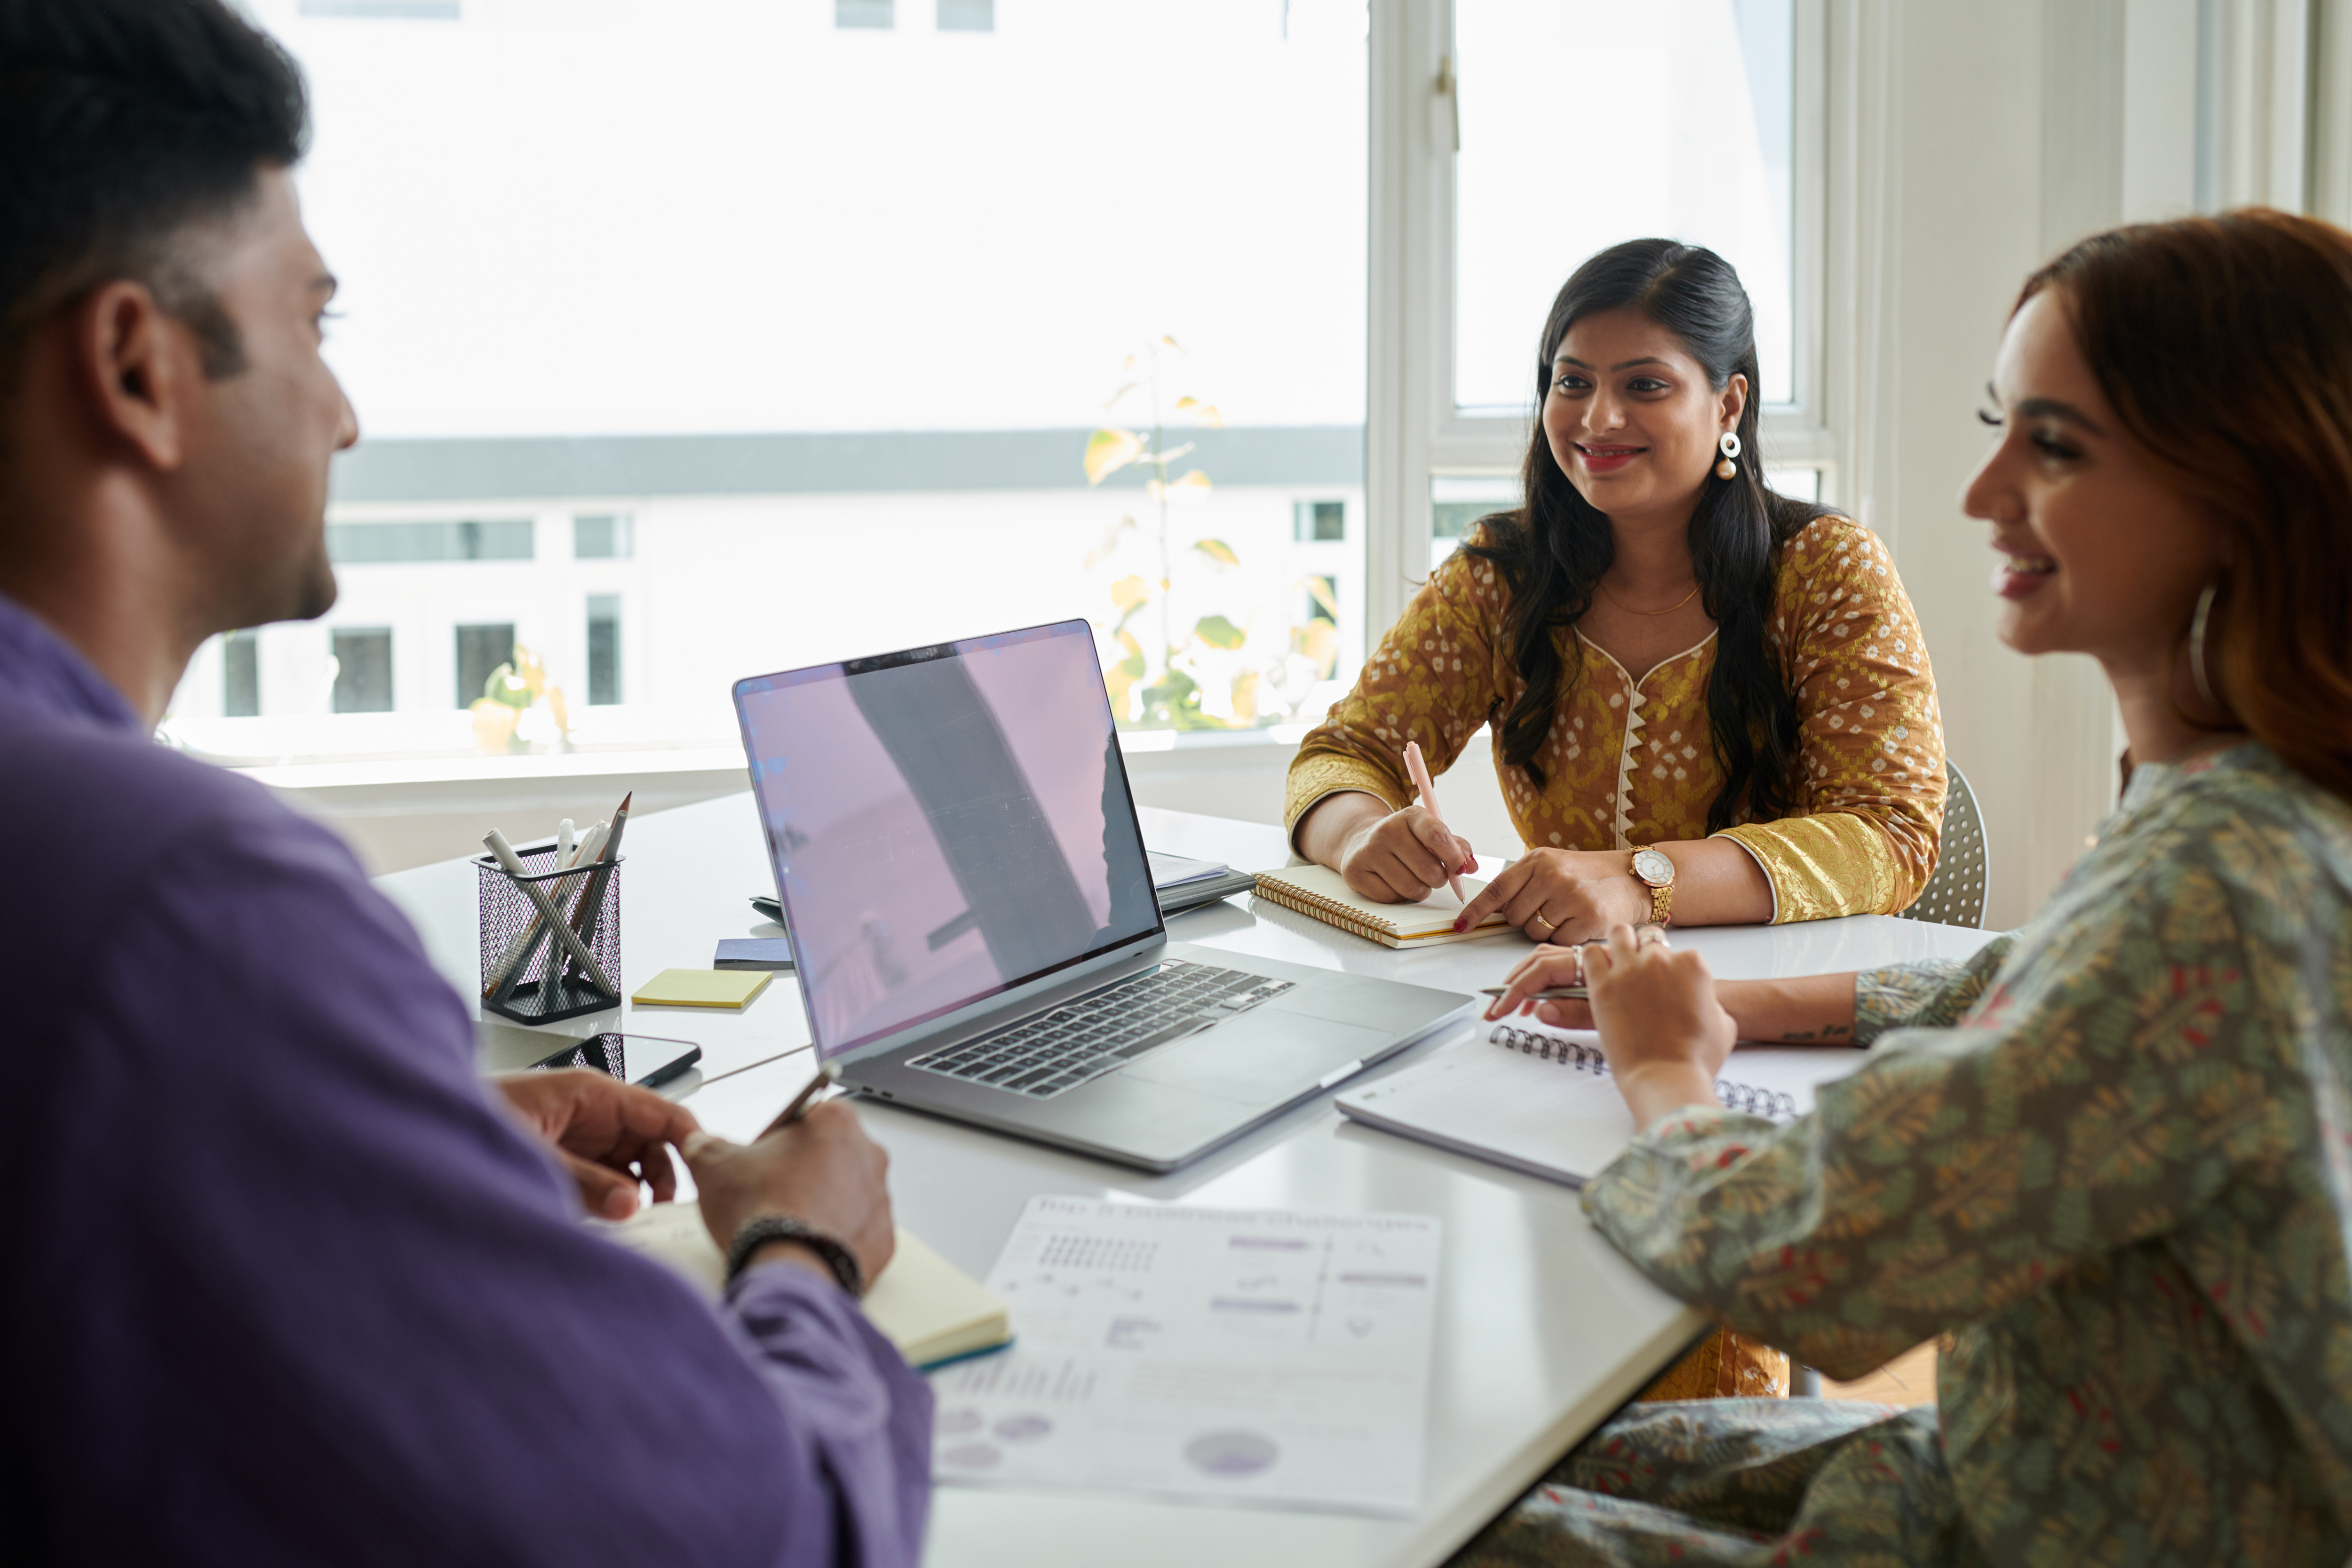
[164,2,1371,762]
[454,623,515,709]
[572,514,632,560]
[1367,0,1826,632]
[327,519,533,564]
[331,629,394,713]
[1293,500,1346,542]
[223,630,260,718]
[1453,0,1796,414]
[587,596,622,707]
[1427,475,1518,570]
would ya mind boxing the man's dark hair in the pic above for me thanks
[0,0,307,388]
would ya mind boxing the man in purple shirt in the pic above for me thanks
[0,2,931,1561]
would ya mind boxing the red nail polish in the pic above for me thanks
[1451,917,1467,932]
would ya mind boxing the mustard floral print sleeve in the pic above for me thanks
[1713,518,1945,921]
[1283,543,1505,832]
[1565,747,2352,1564]
[1284,517,1945,923]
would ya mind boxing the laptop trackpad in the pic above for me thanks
[1116,1014,1388,1106]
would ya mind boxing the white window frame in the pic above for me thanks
[1364,0,1833,637]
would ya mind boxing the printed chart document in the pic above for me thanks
[930,1195,1443,1516]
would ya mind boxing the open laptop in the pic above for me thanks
[732,619,1473,1171]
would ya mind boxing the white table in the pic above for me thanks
[377,796,1996,1568]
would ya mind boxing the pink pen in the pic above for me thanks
[1403,740,1469,905]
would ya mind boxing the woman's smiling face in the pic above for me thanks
[1541,307,1744,523]
[1963,289,2223,672]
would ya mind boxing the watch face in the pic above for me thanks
[1631,848,1677,886]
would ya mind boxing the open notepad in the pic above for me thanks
[594,1202,1012,1369]
[1335,1022,1872,1187]
[1249,863,1512,948]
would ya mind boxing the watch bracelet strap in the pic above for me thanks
[725,1213,865,1297]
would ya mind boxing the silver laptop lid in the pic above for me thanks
[733,620,1162,1064]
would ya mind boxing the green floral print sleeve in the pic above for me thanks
[1459,746,2352,1568]
[1851,934,2017,1044]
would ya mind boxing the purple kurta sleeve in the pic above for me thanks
[26,811,931,1567]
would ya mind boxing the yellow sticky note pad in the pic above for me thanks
[632,967,772,1010]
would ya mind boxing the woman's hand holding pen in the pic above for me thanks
[1335,805,1478,904]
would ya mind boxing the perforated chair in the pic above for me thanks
[1895,760,1989,930]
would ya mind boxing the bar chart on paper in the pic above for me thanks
[929,1195,1443,1515]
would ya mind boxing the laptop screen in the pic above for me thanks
[733,621,1161,1059]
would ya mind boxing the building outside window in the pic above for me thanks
[167,0,1374,762]
[331,628,393,713]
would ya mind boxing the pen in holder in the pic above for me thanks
[477,843,624,1024]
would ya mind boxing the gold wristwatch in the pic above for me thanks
[1630,845,1677,925]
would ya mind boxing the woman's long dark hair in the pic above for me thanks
[1465,239,1830,834]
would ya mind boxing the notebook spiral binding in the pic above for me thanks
[1486,1024,1800,1121]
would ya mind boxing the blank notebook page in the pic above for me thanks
[1336,1030,1871,1189]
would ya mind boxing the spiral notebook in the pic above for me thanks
[1248,863,1513,947]
[1334,1022,1870,1188]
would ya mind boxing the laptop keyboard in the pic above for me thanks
[907,959,1296,1099]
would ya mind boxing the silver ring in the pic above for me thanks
[1635,924,1670,949]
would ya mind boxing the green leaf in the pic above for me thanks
[1192,614,1247,650]
[1110,573,1153,612]
[1303,575,1340,620]
[1084,428,1144,485]
[1192,538,1239,568]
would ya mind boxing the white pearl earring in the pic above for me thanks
[1715,430,1741,481]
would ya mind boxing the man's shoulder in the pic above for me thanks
[0,703,362,959]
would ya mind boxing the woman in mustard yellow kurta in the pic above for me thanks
[1290,239,1944,946]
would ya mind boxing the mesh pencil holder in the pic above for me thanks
[475,845,625,1024]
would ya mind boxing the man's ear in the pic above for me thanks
[71,280,196,471]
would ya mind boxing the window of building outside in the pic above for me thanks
[331,629,394,713]
[164,0,1372,769]
[223,630,261,717]
[586,595,623,706]
[454,623,516,709]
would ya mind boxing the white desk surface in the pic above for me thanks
[377,795,1997,1568]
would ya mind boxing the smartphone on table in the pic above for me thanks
[527,1032,701,1090]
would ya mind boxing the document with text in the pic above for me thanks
[930,1194,1443,1515]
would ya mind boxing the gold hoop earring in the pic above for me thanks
[2189,580,2221,710]
[1715,430,1740,481]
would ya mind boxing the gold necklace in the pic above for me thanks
[1600,580,1701,617]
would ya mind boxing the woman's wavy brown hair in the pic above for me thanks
[2018,208,2352,803]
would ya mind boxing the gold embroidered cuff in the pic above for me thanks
[1715,814,1906,923]
[1283,753,1409,843]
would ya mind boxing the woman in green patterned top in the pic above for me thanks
[1457,209,2352,1567]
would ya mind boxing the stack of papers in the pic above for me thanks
[1146,851,1232,889]
[930,1195,1442,1516]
